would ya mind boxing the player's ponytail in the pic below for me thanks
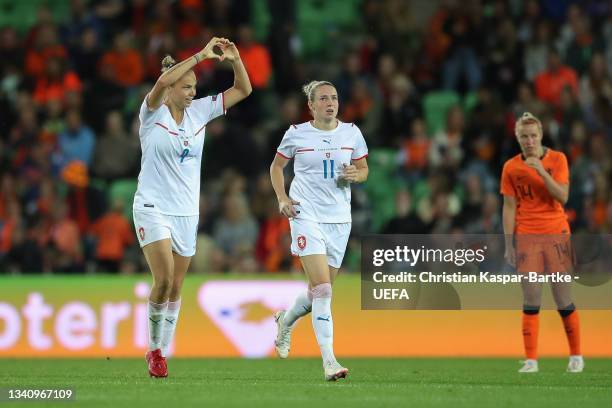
[302,80,335,103]
[161,55,177,73]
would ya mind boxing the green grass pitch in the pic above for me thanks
[1,358,610,407]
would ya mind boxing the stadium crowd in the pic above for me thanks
[0,0,611,274]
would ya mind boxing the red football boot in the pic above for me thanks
[145,349,168,378]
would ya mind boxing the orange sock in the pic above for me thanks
[559,304,581,356]
[522,308,540,360]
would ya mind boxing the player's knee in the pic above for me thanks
[153,275,173,296]
[168,282,183,300]
[311,283,332,299]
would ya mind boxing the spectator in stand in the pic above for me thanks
[486,18,522,102]
[25,23,67,79]
[91,110,140,180]
[0,27,24,77]
[382,189,429,234]
[235,25,272,125]
[212,193,258,272]
[513,82,547,121]
[89,199,135,273]
[5,219,45,273]
[341,78,380,139]
[464,193,501,233]
[266,94,302,161]
[84,62,126,131]
[57,109,95,168]
[33,56,82,105]
[267,0,298,95]
[41,99,66,143]
[0,197,20,268]
[61,0,104,50]
[69,27,102,84]
[236,25,272,88]
[534,49,578,106]
[144,32,178,82]
[429,105,465,170]
[399,118,430,181]
[578,52,612,125]
[556,3,583,58]
[250,172,278,223]
[47,199,83,273]
[441,7,482,92]
[516,0,542,44]
[524,21,553,81]
[255,199,296,272]
[99,31,144,88]
[380,74,421,146]
[565,15,603,76]
[8,106,39,171]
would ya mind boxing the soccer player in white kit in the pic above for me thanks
[270,81,369,381]
[133,37,251,378]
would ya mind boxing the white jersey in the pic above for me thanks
[276,121,368,223]
[134,93,225,216]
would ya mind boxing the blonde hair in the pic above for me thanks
[302,80,335,102]
[515,112,543,135]
[161,55,176,73]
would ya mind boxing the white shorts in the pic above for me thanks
[133,211,199,257]
[289,218,351,269]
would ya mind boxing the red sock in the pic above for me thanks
[560,307,581,355]
[522,311,539,360]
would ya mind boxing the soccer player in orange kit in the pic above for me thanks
[501,112,583,373]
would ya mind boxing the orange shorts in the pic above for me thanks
[515,233,574,274]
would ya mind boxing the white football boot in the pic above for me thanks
[274,311,293,359]
[324,360,349,381]
[567,356,584,373]
[518,359,539,373]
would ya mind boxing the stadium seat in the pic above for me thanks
[423,91,460,134]
[297,0,362,57]
[463,91,479,116]
[0,0,70,33]
[251,0,271,41]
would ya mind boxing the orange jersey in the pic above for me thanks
[500,148,569,234]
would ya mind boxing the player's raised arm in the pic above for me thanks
[147,37,227,110]
[221,41,252,109]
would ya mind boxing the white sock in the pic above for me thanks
[311,283,335,365]
[283,290,312,326]
[161,299,181,357]
[148,300,168,351]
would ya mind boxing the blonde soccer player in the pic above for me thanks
[133,37,251,377]
[270,80,369,381]
[501,112,583,373]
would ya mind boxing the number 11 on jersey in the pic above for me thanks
[323,159,335,179]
